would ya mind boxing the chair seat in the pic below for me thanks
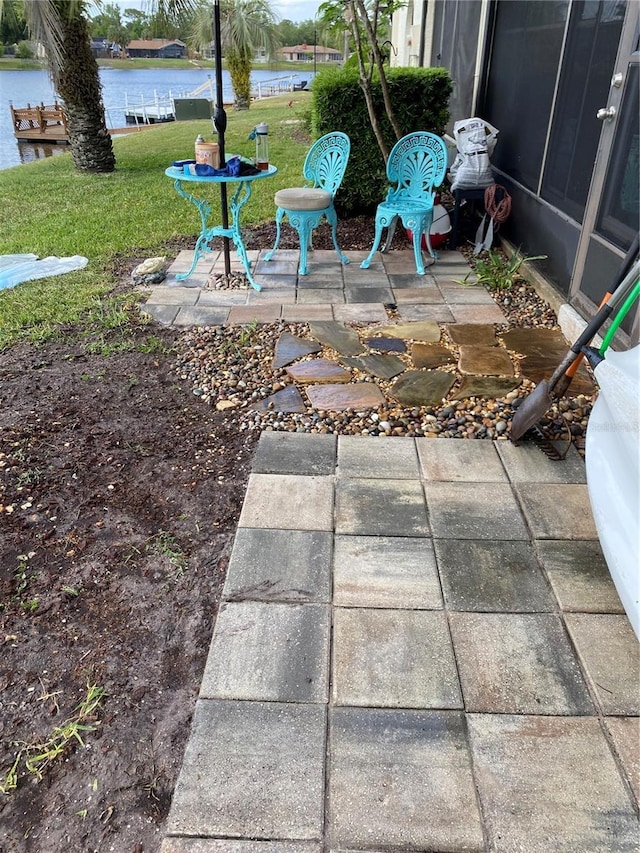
[378,198,434,214]
[274,187,332,211]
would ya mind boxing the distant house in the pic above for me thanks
[90,37,110,58]
[280,44,342,63]
[126,39,187,59]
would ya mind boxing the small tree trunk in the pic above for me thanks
[355,0,402,141]
[346,0,389,162]
[52,11,115,173]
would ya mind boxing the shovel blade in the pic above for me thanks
[510,380,553,441]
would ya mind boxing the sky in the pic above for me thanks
[91,1,323,24]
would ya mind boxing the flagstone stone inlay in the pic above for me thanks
[364,337,407,353]
[447,323,497,346]
[374,321,441,342]
[340,354,406,380]
[251,386,307,413]
[391,371,456,406]
[306,383,386,410]
[411,342,457,369]
[456,376,521,399]
[308,321,364,356]
[286,358,351,384]
[272,332,322,369]
[458,345,515,376]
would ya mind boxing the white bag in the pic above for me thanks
[449,117,499,192]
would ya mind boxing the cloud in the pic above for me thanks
[272,0,322,22]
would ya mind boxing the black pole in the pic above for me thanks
[314,28,317,77]
[213,0,231,276]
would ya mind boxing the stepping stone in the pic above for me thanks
[391,370,455,406]
[272,331,322,369]
[306,383,385,410]
[286,358,351,384]
[251,385,306,413]
[502,327,595,395]
[502,327,568,356]
[308,321,363,356]
[373,321,441,342]
[364,336,406,353]
[341,354,406,380]
[456,375,521,399]
[447,323,497,346]
[458,345,515,376]
[411,342,456,369]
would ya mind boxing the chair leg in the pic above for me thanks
[264,207,284,262]
[360,208,386,270]
[411,226,426,275]
[382,216,398,253]
[423,210,438,261]
[297,219,314,276]
[325,207,349,266]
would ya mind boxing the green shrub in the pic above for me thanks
[16,40,33,59]
[311,66,452,216]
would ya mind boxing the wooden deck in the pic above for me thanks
[11,102,157,144]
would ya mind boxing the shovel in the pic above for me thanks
[510,242,640,442]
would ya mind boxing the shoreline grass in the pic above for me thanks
[0,94,312,350]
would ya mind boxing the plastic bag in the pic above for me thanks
[0,255,89,291]
[449,117,499,192]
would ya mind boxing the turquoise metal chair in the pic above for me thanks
[361,131,448,275]
[264,131,350,275]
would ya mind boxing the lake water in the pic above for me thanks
[0,67,313,171]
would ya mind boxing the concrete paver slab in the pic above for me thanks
[174,306,231,326]
[345,288,394,304]
[297,289,345,304]
[536,540,624,613]
[337,435,419,479]
[332,608,462,708]
[517,483,598,539]
[226,305,282,324]
[392,287,445,303]
[238,474,334,531]
[333,304,388,323]
[162,841,321,853]
[282,305,334,322]
[417,438,507,482]
[141,303,179,325]
[450,613,594,715]
[198,290,249,306]
[201,601,330,702]
[435,539,555,612]
[252,432,336,475]
[328,708,484,850]
[565,614,640,715]
[333,534,442,609]
[166,700,325,839]
[335,478,429,537]
[396,304,455,322]
[438,285,495,304]
[451,304,506,323]
[223,528,332,604]
[387,274,440,289]
[468,714,640,853]
[497,441,587,483]
[425,482,528,539]
[604,717,640,804]
[146,287,201,305]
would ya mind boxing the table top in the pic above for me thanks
[165,164,278,184]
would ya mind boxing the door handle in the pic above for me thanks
[597,106,616,121]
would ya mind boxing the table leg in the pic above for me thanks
[229,181,261,291]
[172,179,214,281]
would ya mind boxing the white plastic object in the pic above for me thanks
[0,255,89,291]
[586,344,640,640]
[449,117,499,191]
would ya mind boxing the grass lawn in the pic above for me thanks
[0,93,313,350]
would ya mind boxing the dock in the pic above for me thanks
[11,102,159,144]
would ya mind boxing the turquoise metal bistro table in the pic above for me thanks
[164,164,278,291]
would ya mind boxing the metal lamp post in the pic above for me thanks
[212,0,231,276]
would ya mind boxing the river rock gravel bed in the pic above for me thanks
[171,279,593,452]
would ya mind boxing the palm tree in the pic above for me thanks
[191,0,280,110]
[2,1,115,172]
[1,1,192,173]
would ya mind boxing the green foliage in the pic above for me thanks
[0,683,105,793]
[15,39,33,59]
[312,65,452,216]
[467,249,547,291]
